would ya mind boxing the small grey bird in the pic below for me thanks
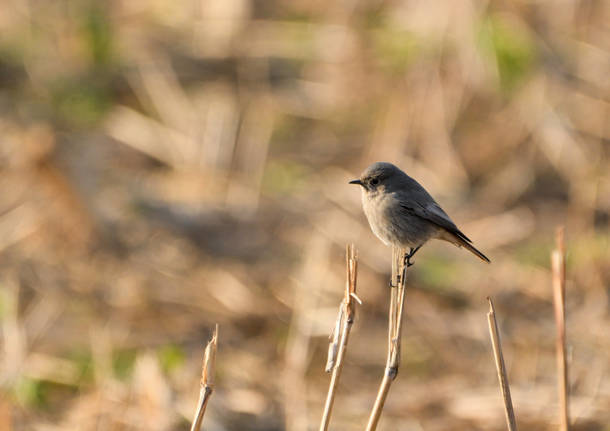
[350,162,489,265]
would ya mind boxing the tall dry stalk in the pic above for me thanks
[365,246,408,431]
[319,244,359,431]
[552,227,569,431]
[487,297,518,431]
[190,324,218,431]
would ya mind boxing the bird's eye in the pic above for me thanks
[370,178,379,186]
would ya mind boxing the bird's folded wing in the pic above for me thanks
[400,202,472,243]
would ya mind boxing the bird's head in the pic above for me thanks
[349,162,404,194]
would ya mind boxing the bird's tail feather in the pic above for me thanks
[440,230,490,263]
[461,240,490,263]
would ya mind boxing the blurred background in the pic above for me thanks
[0,0,608,430]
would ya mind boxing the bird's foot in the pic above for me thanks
[391,247,421,288]
[403,245,422,268]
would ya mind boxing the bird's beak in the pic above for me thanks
[349,179,363,186]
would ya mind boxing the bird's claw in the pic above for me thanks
[388,274,402,288]
[390,247,420,288]
[403,245,421,268]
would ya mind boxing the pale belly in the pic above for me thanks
[362,191,438,248]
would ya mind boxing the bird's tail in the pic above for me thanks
[440,230,490,263]
[460,240,490,263]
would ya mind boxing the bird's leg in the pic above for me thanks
[404,245,422,267]
[390,246,421,288]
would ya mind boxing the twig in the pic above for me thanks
[552,227,569,431]
[190,324,218,431]
[319,244,359,431]
[365,246,409,431]
[487,297,518,431]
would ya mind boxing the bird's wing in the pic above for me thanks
[400,201,472,243]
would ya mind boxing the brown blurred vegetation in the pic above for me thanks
[0,0,608,430]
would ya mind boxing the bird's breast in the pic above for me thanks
[362,191,396,246]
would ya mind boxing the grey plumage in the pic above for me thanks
[350,162,490,263]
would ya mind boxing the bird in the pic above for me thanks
[350,162,490,266]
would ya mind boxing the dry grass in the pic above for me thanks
[487,297,518,431]
[190,324,217,431]
[0,0,608,430]
[319,244,358,431]
[365,246,410,431]
[552,228,569,431]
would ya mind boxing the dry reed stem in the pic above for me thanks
[319,244,359,431]
[552,227,569,431]
[365,246,408,431]
[487,297,518,431]
[190,324,218,431]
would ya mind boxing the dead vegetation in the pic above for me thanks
[0,0,608,430]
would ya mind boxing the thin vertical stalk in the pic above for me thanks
[191,324,218,431]
[365,246,408,431]
[487,297,518,431]
[552,227,569,431]
[319,244,359,431]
